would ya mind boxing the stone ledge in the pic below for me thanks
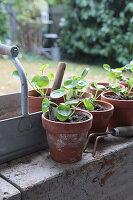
[0,177,21,200]
[0,136,133,200]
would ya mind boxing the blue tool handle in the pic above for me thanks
[0,43,28,116]
[112,126,133,137]
[0,43,18,57]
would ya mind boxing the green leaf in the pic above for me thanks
[83,98,94,111]
[66,89,73,100]
[63,76,79,89]
[12,70,20,80]
[103,64,111,72]
[48,72,55,81]
[97,84,106,90]
[65,100,79,106]
[56,105,72,121]
[76,79,88,89]
[42,98,50,113]
[36,76,49,88]
[31,75,40,86]
[40,64,49,71]
[81,68,89,79]
[110,85,120,96]
[50,88,66,99]
[129,78,133,88]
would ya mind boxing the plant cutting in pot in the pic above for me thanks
[115,60,133,92]
[76,82,114,142]
[62,68,90,101]
[41,88,93,164]
[101,62,133,131]
[13,64,55,113]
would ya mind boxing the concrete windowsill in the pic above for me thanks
[0,135,133,200]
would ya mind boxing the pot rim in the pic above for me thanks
[42,108,93,125]
[101,91,133,102]
[90,100,114,113]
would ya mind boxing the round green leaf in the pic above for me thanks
[81,68,89,79]
[63,76,79,89]
[48,72,55,81]
[103,64,111,72]
[36,76,49,88]
[56,105,72,121]
[83,98,94,111]
[76,79,88,89]
[50,88,66,99]
[31,75,40,86]
[40,64,49,71]
[66,89,73,100]
[65,100,79,106]
[42,98,50,113]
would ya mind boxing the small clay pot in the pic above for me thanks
[88,82,109,100]
[101,91,133,130]
[28,88,51,113]
[42,109,93,164]
[77,100,114,142]
[28,88,65,113]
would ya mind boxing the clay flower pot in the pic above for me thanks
[101,91,133,130]
[88,82,109,100]
[42,109,93,164]
[29,88,65,113]
[77,100,114,142]
[28,88,52,113]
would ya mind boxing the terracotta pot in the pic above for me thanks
[28,88,51,113]
[88,82,109,100]
[29,88,65,113]
[101,91,133,130]
[77,100,114,142]
[42,109,93,163]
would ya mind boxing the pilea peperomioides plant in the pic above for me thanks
[103,63,133,99]
[62,68,89,100]
[42,88,93,121]
[13,64,55,97]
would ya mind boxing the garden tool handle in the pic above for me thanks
[0,43,19,57]
[0,43,28,116]
[50,62,66,102]
[112,126,133,137]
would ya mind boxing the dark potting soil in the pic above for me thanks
[50,113,89,123]
[105,94,133,100]
[34,93,50,97]
[70,95,84,99]
[79,103,108,111]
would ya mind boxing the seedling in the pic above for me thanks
[103,63,133,98]
[62,68,89,100]
[42,88,93,121]
[13,64,55,97]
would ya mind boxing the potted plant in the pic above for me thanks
[101,63,133,131]
[75,82,114,142]
[62,68,90,101]
[41,88,93,163]
[116,61,133,92]
[13,64,55,113]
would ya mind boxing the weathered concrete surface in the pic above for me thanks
[0,136,133,200]
[0,177,21,200]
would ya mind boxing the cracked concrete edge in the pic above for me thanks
[0,177,21,200]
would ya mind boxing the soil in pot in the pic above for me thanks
[101,91,133,131]
[70,91,89,101]
[42,109,93,164]
[78,100,114,142]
